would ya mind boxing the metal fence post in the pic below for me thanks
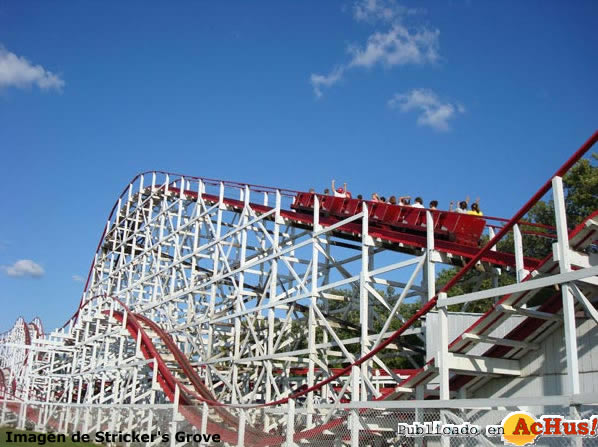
[286,399,295,447]
[237,409,246,447]
[351,368,360,447]
[415,385,424,447]
[170,384,180,447]
[201,402,208,438]
[0,393,6,426]
[18,401,26,430]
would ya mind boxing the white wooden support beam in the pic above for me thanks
[394,386,414,394]
[553,247,598,286]
[443,353,521,376]
[498,304,560,321]
[577,276,598,287]
[218,181,225,209]
[553,175,580,395]
[360,202,370,401]
[570,284,598,325]
[424,211,436,367]
[462,333,539,350]
[306,195,320,428]
[437,265,598,308]
[553,246,596,269]
[513,224,529,283]
[425,211,436,304]
[173,383,183,421]
[438,293,450,447]
[437,293,450,401]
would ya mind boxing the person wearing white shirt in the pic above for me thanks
[331,179,350,198]
[411,197,424,208]
[450,200,468,213]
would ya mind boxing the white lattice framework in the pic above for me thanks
[1,131,597,446]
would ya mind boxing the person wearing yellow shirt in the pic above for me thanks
[468,202,483,216]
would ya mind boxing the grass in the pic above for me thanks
[0,427,101,446]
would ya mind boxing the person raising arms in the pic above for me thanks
[331,179,351,198]
[468,199,483,216]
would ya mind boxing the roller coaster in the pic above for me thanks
[1,131,597,446]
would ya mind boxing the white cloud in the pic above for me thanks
[388,88,464,131]
[0,46,64,91]
[353,0,419,23]
[72,275,85,283]
[1,259,45,278]
[348,24,439,68]
[310,24,438,97]
[310,66,345,98]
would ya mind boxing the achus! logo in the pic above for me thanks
[500,412,598,446]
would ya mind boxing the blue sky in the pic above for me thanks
[1,0,596,332]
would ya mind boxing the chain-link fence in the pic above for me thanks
[1,400,598,446]
[274,404,598,447]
